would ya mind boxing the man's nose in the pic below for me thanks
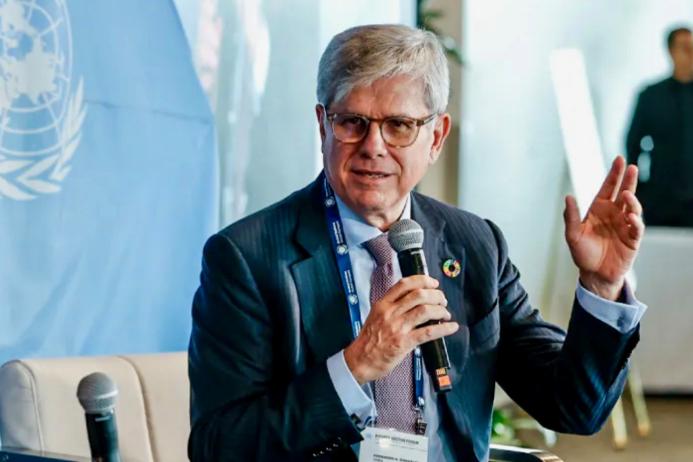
[359,120,387,157]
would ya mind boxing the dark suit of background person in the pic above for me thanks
[626,26,693,227]
[188,24,647,462]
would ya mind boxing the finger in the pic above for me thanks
[615,165,639,208]
[626,213,645,243]
[621,190,643,216]
[402,304,451,330]
[382,275,438,304]
[620,164,639,194]
[615,210,645,247]
[595,156,626,201]
[563,195,581,244]
[393,288,448,317]
[410,321,459,345]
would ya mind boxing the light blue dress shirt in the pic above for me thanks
[325,194,647,459]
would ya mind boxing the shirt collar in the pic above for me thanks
[334,194,412,248]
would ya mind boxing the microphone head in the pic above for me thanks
[77,372,118,414]
[388,218,424,252]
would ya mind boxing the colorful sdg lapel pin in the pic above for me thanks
[442,258,461,278]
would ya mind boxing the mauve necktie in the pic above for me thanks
[364,233,416,433]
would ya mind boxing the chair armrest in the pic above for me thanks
[490,443,563,462]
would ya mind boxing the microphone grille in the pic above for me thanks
[388,219,424,252]
[77,372,118,413]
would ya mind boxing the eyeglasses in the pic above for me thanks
[322,105,438,148]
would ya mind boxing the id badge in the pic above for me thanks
[359,427,428,462]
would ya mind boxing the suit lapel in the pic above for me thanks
[411,194,471,383]
[290,179,354,364]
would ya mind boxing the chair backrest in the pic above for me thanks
[0,352,189,462]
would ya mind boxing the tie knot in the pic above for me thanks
[364,233,394,266]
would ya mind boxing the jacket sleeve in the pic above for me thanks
[187,233,361,461]
[488,220,640,435]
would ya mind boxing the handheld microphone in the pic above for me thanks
[388,218,453,393]
[76,372,121,462]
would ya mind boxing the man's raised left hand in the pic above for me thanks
[563,156,645,301]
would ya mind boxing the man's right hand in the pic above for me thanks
[343,275,459,385]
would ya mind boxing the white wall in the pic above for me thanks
[461,0,693,319]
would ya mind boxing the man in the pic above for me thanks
[189,24,646,461]
[626,26,693,227]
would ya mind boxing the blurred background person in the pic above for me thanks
[626,25,693,227]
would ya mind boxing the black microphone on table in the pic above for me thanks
[388,218,453,393]
[76,372,121,462]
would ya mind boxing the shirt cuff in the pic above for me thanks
[576,280,647,333]
[326,350,375,428]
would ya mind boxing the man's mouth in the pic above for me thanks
[352,169,392,179]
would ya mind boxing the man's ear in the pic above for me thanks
[428,112,452,164]
[315,104,327,143]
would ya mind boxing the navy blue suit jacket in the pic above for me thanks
[188,176,639,461]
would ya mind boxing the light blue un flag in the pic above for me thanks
[0,0,218,362]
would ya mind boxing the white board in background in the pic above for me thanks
[549,48,635,289]
[549,48,606,218]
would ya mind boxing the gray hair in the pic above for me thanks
[317,24,450,113]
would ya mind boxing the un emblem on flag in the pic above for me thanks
[0,0,85,200]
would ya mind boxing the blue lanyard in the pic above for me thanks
[321,177,425,412]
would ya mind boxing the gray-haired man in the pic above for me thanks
[189,24,646,461]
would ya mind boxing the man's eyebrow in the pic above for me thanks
[337,111,418,119]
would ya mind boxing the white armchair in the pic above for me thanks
[0,353,188,462]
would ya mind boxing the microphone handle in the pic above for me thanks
[85,410,120,462]
[398,249,453,392]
